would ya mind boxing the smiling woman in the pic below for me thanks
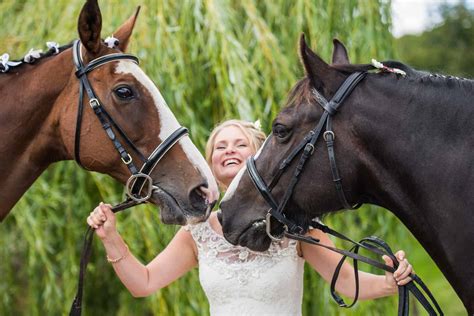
[206,120,266,189]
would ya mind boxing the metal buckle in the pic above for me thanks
[125,173,153,203]
[121,154,133,165]
[323,131,335,141]
[89,98,100,109]
[265,211,287,242]
[304,143,315,155]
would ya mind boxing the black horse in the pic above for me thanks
[219,35,474,313]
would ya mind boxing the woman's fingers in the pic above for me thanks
[87,207,106,229]
[393,250,414,285]
[395,259,413,285]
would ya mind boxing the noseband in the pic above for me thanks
[69,40,188,316]
[246,72,443,315]
[72,40,188,211]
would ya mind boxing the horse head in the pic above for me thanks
[220,35,362,251]
[0,0,218,225]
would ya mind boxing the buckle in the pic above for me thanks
[125,173,153,203]
[89,98,100,109]
[323,131,335,141]
[121,154,133,165]
[304,143,315,155]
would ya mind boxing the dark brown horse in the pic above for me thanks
[220,35,474,313]
[0,0,218,225]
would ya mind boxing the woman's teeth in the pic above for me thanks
[224,159,239,166]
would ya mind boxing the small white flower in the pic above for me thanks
[104,35,119,49]
[46,41,60,54]
[253,119,261,131]
[24,48,42,63]
[0,53,10,72]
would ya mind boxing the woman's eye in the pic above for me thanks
[238,144,248,148]
[114,86,135,100]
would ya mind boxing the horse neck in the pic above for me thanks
[0,50,74,220]
[347,75,474,306]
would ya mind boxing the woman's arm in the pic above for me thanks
[300,228,412,300]
[88,203,198,297]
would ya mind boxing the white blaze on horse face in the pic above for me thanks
[222,165,246,202]
[222,135,270,202]
[115,61,218,199]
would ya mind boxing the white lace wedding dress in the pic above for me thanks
[187,220,304,316]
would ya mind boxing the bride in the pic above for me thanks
[87,119,413,315]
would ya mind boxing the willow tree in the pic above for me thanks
[0,0,462,315]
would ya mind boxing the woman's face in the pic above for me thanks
[211,125,254,189]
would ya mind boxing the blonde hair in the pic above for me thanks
[205,119,266,166]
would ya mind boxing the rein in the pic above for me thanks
[246,72,443,315]
[69,40,188,316]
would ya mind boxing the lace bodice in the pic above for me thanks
[188,220,304,316]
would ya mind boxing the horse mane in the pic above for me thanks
[0,42,73,73]
[334,61,473,87]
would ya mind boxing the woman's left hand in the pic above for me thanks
[383,250,413,291]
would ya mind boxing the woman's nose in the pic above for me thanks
[225,145,236,154]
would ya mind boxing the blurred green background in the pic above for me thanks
[0,0,470,315]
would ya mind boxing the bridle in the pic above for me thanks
[246,72,443,315]
[247,71,366,239]
[72,39,188,210]
[69,40,188,316]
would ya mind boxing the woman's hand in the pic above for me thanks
[86,202,117,240]
[383,250,413,293]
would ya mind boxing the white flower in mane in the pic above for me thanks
[0,53,22,73]
[104,35,119,49]
[253,119,262,131]
[46,41,60,54]
[371,58,406,77]
[24,48,42,63]
[0,53,10,72]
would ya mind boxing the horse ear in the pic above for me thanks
[77,0,102,55]
[332,38,350,65]
[298,33,332,92]
[114,6,141,52]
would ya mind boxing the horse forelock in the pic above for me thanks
[114,60,217,193]
[284,77,314,110]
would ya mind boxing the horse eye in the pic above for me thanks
[114,86,135,100]
[272,124,291,140]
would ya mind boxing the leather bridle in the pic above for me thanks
[72,39,188,211]
[247,71,366,238]
[69,40,188,316]
[246,72,443,315]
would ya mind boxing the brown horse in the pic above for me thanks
[0,0,218,225]
[220,35,474,313]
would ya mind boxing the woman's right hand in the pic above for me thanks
[87,202,117,240]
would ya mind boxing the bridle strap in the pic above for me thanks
[285,221,443,315]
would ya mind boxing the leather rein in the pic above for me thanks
[69,40,188,315]
[246,72,443,315]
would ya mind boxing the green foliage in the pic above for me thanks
[396,2,474,78]
[0,0,463,315]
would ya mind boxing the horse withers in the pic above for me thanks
[0,0,218,225]
[219,35,474,313]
